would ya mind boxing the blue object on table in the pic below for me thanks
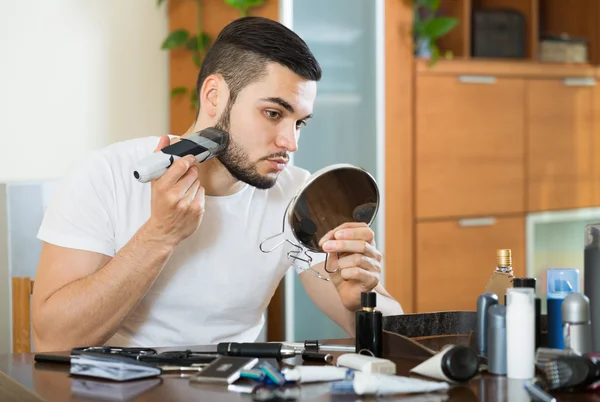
[258,361,287,386]
[547,268,580,349]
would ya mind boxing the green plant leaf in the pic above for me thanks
[193,53,202,68]
[224,0,265,15]
[422,17,458,39]
[170,87,187,98]
[157,0,166,6]
[413,20,426,37]
[186,37,198,51]
[161,29,190,50]
[429,43,441,67]
[186,33,211,51]
[416,0,440,10]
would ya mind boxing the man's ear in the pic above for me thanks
[199,75,221,118]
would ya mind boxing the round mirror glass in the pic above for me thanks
[288,164,379,252]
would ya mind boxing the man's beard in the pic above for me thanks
[214,102,284,190]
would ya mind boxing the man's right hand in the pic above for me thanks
[145,135,205,247]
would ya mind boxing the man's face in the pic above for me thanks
[215,63,317,189]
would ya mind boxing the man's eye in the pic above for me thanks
[265,110,281,120]
[296,120,307,129]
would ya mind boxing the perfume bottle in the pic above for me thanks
[484,249,515,306]
[355,292,383,357]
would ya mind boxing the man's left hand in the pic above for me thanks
[318,222,382,312]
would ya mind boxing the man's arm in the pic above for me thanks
[32,224,176,351]
[33,138,205,352]
[299,262,403,336]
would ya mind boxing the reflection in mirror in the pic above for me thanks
[289,164,379,252]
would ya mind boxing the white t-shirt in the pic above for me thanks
[37,135,324,347]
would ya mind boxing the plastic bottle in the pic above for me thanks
[547,268,580,349]
[506,288,535,379]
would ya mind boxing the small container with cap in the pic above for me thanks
[355,292,382,357]
[487,304,507,375]
[562,292,593,355]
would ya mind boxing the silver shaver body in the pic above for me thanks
[133,127,229,183]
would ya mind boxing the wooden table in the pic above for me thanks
[0,336,593,401]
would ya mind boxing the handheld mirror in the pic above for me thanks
[259,163,380,281]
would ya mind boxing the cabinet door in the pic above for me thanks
[527,78,595,211]
[416,75,526,219]
[416,216,525,313]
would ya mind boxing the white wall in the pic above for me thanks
[0,0,169,353]
[0,0,170,183]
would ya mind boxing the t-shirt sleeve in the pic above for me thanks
[37,151,117,257]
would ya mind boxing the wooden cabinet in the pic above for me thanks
[527,78,596,211]
[416,75,526,219]
[416,215,525,313]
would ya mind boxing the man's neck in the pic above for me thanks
[171,130,245,197]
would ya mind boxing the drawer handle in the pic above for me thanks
[563,77,596,87]
[458,75,497,84]
[458,217,496,227]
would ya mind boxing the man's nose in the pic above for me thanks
[276,126,299,153]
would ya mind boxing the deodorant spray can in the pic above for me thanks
[585,224,600,351]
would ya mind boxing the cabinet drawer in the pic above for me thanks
[416,216,525,313]
[416,75,525,219]
[527,78,595,211]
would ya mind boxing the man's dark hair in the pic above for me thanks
[196,16,321,108]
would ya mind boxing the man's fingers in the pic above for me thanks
[322,239,382,261]
[339,267,379,289]
[337,254,381,273]
[333,226,374,243]
[193,185,206,211]
[154,135,171,153]
[158,154,197,188]
[178,179,200,207]
[173,165,199,198]
[318,222,369,246]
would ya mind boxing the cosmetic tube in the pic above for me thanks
[281,366,349,383]
[506,288,535,379]
[409,344,479,383]
[351,372,450,396]
[547,268,580,349]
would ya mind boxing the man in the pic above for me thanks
[32,16,403,351]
